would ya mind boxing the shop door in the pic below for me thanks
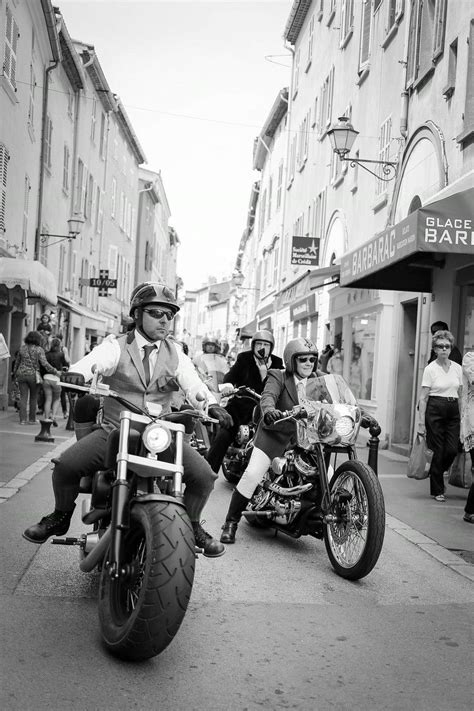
[392,301,417,446]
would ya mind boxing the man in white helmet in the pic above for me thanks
[206,330,283,474]
[23,282,232,557]
[193,337,229,400]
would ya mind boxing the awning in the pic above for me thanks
[58,296,108,330]
[309,264,340,290]
[0,258,57,304]
[239,318,257,339]
[340,187,474,292]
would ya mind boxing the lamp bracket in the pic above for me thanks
[341,156,398,182]
[40,234,77,247]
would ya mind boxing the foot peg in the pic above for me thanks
[51,536,85,546]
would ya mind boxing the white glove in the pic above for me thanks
[219,383,234,396]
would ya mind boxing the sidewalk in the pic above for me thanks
[1,405,472,579]
[0,406,76,496]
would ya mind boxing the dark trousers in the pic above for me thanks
[206,424,238,473]
[17,376,38,422]
[425,397,460,496]
[464,450,474,515]
[52,426,218,523]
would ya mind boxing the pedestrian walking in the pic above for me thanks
[12,331,60,425]
[427,321,462,365]
[460,351,474,523]
[417,330,462,501]
[42,338,68,426]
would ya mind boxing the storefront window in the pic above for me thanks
[461,285,474,352]
[350,312,377,400]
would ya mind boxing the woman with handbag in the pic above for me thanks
[417,330,462,502]
[460,351,474,523]
[43,338,68,426]
[12,331,60,425]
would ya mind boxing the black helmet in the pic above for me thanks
[251,330,274,355]
[129,282,179,317]
[202,337,220,349]
[283,338,318,374]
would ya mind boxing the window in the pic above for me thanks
[91,98,97,142]
[108,245,118,279]
[75,159,86,214]
[359,0,373,73]
[406,0,447,88]
[267,176,273,222]
[62,145,70,193]
[443,38,457,100]
[79,258,89,299]
[292,49,300,98]
[85,174,94,220]
[273,243,279,284]
[258,189,267,235]
[288,135,297,186]
[99,113,107,158]
[22,175,30,247]
[67,90,74,119]
[386,0,404,34]
[376,116,392,196]
[313,189,326,241]
[28,65,36,126]
[276,163,283,210]
[319,66,334,134]
[58,244,66,293]
[312,96,318,128]
[297,113,310,170]
[44,116,53,169]
[4,4,19,90]
[96,188,103,235]
[111,178,117,218]
[316,0,324,21]
[350,313,377,400]
[340,0,354,47]
[306,15,314,70]
[457,20,474,146]
[113,124,118,159]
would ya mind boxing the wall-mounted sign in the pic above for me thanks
[290,293,317,322]
[291,236,320,266]
[79,269,117,297]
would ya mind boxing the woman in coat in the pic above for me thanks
[417,330,462,501]
[12,331,60,425]
[220,337,321,543]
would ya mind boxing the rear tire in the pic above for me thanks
[98,501,195,661]
[324,460,385,581]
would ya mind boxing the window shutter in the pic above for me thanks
[406,0,421,87]
[0,144,9,233]
[4,6,19,88]
[359,0,372,70]
[433,0,447,59]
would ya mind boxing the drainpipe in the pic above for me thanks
[34,59,59,261]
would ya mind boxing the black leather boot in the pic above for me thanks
[23,507,75,544]
[220,490,249,543]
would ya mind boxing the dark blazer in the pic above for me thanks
[254,369,319,460]
[223,350,283,425]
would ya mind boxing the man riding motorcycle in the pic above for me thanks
[23,282,232,557]
[206,330,283,474]
[193,337,229,400]
[220,338,321,544]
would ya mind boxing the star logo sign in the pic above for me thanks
[308,240,318,257]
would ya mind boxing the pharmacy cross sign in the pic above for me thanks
[79,269,118,296]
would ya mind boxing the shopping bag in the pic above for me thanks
[407,434,433,480]
[448,452,473,489]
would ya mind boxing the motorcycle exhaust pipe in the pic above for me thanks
[264,482,313,497]
[79,528,111,572]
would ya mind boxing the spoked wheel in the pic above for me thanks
[324,460,385,580]
[98,501,195,661]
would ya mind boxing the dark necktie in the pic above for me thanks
[142,344,156,385]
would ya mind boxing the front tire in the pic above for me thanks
[98,501,195,661]
[324,460,385,581]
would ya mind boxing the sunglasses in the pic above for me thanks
[296,356,317,364]
[142,307,175,321]
[435,344,450,350]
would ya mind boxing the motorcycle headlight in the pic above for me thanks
[335,415,356,439]
[142,423,172,454]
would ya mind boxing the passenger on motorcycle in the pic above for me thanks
[23,282,232,557]
[193,337,229,401]
[206,330,284,474]
[220,338,322,543]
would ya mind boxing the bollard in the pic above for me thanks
[35,419,55,443]
[367,422,381,476]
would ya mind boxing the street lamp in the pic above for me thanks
[327,116,398,182]
[231,269,260,291]
[40,214,85,246]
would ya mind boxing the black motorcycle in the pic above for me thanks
[243,374,385,581]
[219,385,261,485]
[54,375,213,661]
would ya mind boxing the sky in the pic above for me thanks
[59,0,292,289]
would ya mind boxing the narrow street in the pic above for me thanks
[1,413,473,711]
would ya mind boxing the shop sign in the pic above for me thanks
[340,187,474,287]
[291,236,320,266]
[290,293,316,321]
